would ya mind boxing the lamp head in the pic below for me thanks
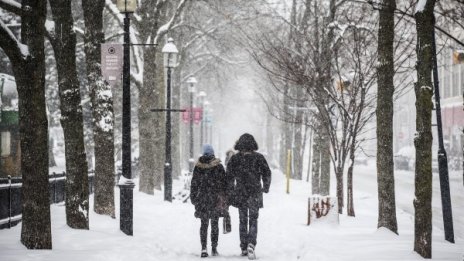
[162,38,179,68]
[117,0,137,13]
[186,76,197,93]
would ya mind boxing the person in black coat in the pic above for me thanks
[190,144,227,258]
[226,133,271,259]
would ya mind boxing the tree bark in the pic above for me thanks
[335,165,343,214]
[311,130,321,195]
[49,0,90,229]
[82,0,115,217]
[319,127,331,196]
[318,0,335,200]
[347,159,355,217]
[376,0,398,234]
[281,85,292,173]
[138,46,164,193]
[0,0,53,249]
[414,0,436,257]
[293,118,303,180]
[137,1,166,194]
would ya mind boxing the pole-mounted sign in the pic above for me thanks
[101,43,123,88]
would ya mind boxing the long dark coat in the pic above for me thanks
[226,151,271,209]
[190,155,227,219]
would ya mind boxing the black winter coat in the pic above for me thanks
[190,155,227,219]
[226,151,271,209]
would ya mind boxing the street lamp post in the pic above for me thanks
[186,77,197,173]
[117,0,137,236]
[161,38,179,202]
[431,27,454,243]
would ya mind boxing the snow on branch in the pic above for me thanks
[189,52,247,66]
[0,0,22,16]
[415,0,427,14]
[153,0,188,45]
[322,86,353,122]
[0,19,29,61]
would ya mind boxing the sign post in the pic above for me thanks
[101,43,123,88]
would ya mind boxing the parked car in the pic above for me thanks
[354,155,369,166]
[394,146,415,171]
[395,146,440,172]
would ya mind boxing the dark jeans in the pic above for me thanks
[200,216,219,249]
[239,205,259,250]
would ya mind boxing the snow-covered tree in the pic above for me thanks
[48,0,90,229]
[82,0,115,217]
[0,0,52,249]
[413,0,436,257]
[376,0,398,234]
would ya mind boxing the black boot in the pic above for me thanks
[212,247,219,256]
[247,243,256,260]
[201,249,208,258]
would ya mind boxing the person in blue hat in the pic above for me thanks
[190,144,227,258]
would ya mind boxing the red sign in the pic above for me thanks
[182,107,203,124]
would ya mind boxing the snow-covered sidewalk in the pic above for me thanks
[0,164,462,260]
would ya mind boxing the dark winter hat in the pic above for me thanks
[202,144,215,156]
[234,133,258,151]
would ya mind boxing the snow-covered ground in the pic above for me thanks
[0,161,462,260]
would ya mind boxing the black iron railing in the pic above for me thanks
[0,171,95,229]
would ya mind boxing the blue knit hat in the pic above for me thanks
[202,144,214,156]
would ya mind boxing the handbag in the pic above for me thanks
[223,209,232,234]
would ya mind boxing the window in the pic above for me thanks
[1,131,11,156]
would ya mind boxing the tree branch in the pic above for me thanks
[0,0,22,16]
[0,19,27,62]
[153,0,188,45]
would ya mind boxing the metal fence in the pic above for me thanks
[0,171,95,229]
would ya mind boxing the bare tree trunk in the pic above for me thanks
[311,130,321,194]
[82,0,115,217]
[138,46,159,194]
[49,0,89,229]
[413,0,436,257]
[318,0,336,199]
[335,165,343,214]
[293,120,303,180]
[281,85,292,172]
[137,1,168,193]
[319,128,331,196]
[376,0,398,234]
[306,127,313,182]
[347,148,355,217]
[0,0,52,249]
